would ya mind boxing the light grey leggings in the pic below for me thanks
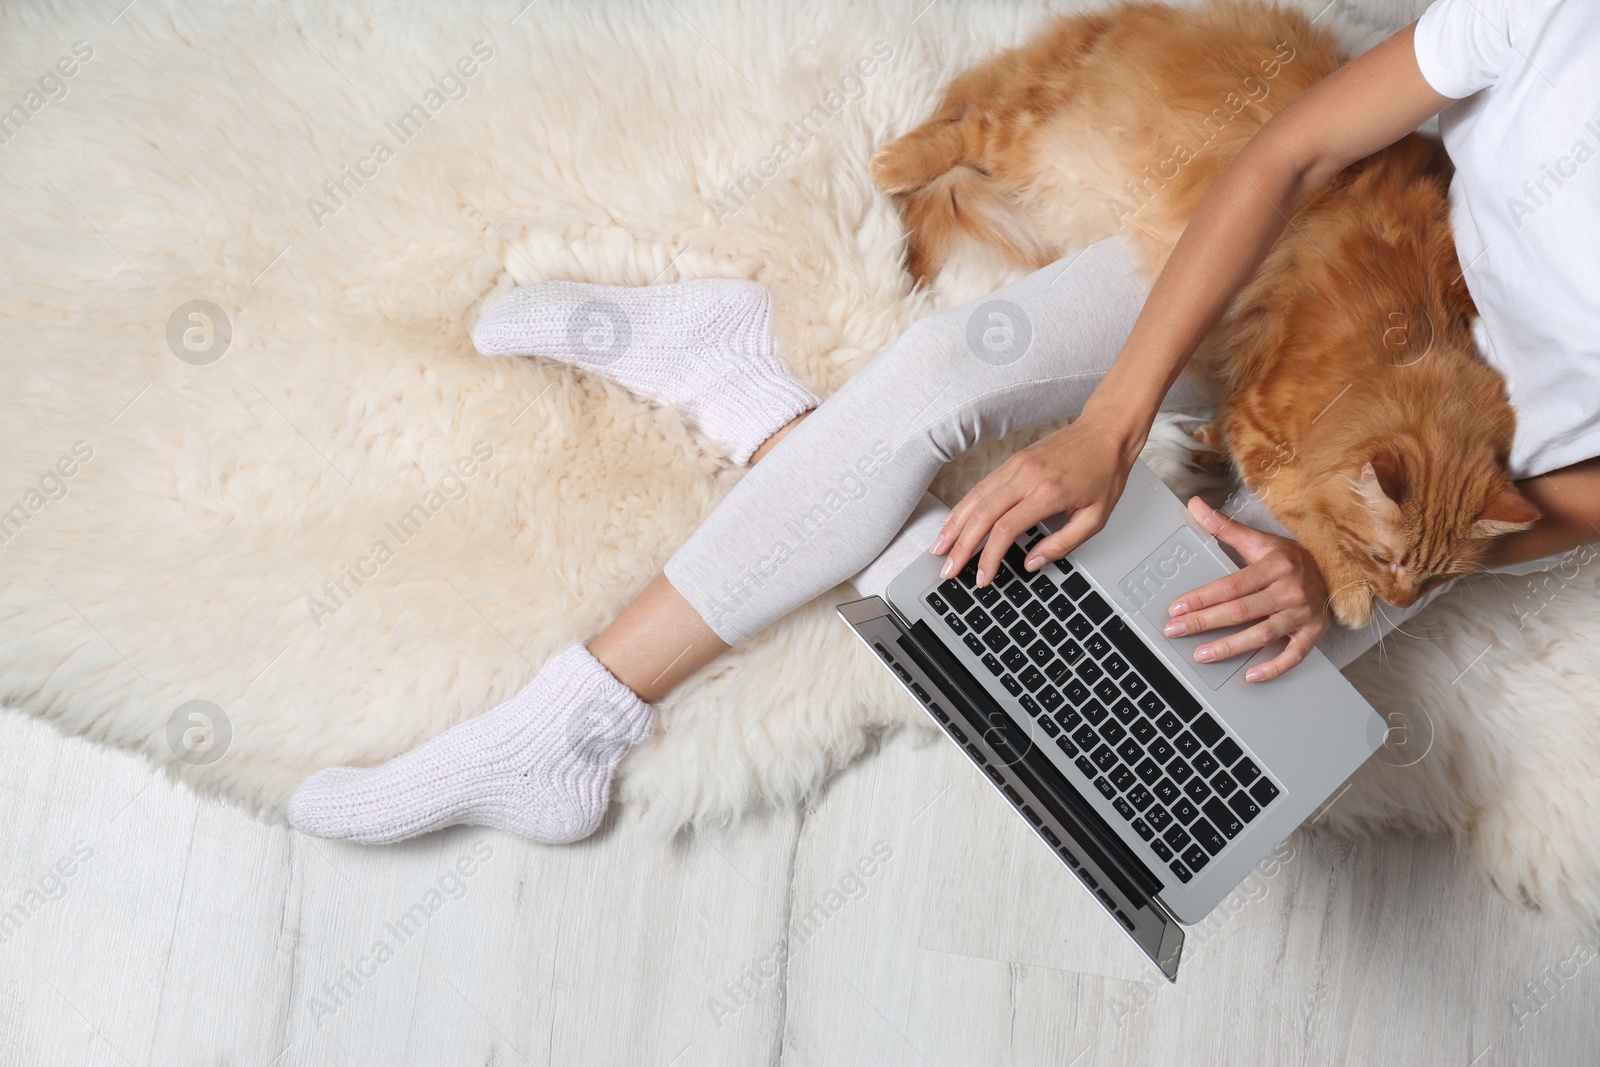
[662,236,1549,671]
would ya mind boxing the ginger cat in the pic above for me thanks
[869,0,1539,628]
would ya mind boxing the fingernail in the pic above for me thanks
[930,533,951,555]
[1025,555,1044,572]
[940,558,955,579]
[1170,600,1189,616]
[1195,646,1215,662]
[1245,668,1263,682]
[976,568,989,587]
[1163,619,1187,637]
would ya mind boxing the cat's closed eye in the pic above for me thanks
[1370,552,1393,566]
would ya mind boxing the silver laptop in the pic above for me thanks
[837,458,1385,981]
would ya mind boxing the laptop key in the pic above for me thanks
[1102,652,1128,678]
[1131,817,1154,841]
[1099,720,1127,746]
[1020,694,1042,718]
[1191,818,1227,856]
[1167,757,1194,785]
[1110,697,1139,724]
[1154,780,1180,805]
[1065,679,1091,706]
[1020,665,1046,690]
[992,602,1019,626]
[1127,785,1154,811]
[1011,622,1037,647]
[1023,601,1050,626]
[1233,756,1262,787]
[1249,778,1281,807]
[1203,797,1244,839]
[1116,738,1142,765]
[1048,595,1075,621]
[1130,718,1157,744]
[1004,581,1032,608]
[1085,632,1111,659]
[984,629,1011,654]
[1094,678,1121,704]
[1080,590,1112,623]
[1028,640,1054,666]
[1162,824,1191,851]
[1061,571,1090,598]
[938,580,973,612]
[1193,750,1220,777]
[966,606,993,631]
[1182,844,1211,872]
[1090,745,1117,772]
[1113,796,1136,821]
[928,592,950,615]
[1138,691,1165,717]
[943,613,968,636]
[1172,797,1199,824]
[1001,648,1028,674]
[1183,777,1212,805]
[1081,699,1108,725]
[1054,706,1081,731]
[1146,805,1172,831]
[1041,619,1068,644]
[1094,776,1116,800]
[1175,731,1202,757]
[1168,858,1192,883]
[1148,737,1175,763]
[1192,713,1225,746]
[1001,674,1023,696]
[1055,734,1077,756]
[1109,765,1136,791]
[1155,711,1183,738]
[1072,725,1098,751]
[1074,755,1096,779]
[1065,613,1094,639]
[1121,673,1149,700]
[1045,659,1072,684]
[975,584,1002,607]
[1151,838,1174,862]
[1037,715,1060,737]
[1211,770,1238,796]
[1038,686,1063,711]
[1135,757,1163,784]
[962,634,985,657]
[1004,543,1029,575]
[1077,659,1104,685]
[1029,574,1058,599]
[1213,737,1243,767]
[1228,790,1261,823]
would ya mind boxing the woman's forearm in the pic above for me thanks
[1484,458,1600,568]
[1081,133,1312,454]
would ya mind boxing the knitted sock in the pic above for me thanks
[287,645,655,845]
[471,278,818,463]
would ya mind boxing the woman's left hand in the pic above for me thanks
[1166,497,1331,682]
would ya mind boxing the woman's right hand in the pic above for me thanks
[929,407,1144,586]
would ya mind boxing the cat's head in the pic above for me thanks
[1318,442,1540,627]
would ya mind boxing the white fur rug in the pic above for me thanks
[4,0,1597,925]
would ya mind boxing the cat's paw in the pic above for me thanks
[869,142,929,195]
[1328,582,1378,629]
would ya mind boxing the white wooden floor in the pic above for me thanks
[3,704,1598,1067]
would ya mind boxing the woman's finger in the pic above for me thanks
[1242,628,1319,682]
[1191,612,1295,664]
[1021,503,1106,570]
[1167,557,1282,618]
[975,497,1059,585]
[939,483,1021,581]
[1164,588,1290,637]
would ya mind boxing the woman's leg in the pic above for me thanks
[291,236,1200,843]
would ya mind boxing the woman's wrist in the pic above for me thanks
[1078,390,1156,459]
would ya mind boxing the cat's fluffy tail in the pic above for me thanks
[892,164,1048,285]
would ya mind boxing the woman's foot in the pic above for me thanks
[472,277,818,463]
[287,645,655,844]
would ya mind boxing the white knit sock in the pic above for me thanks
[471,278,818,463]
[287,645,655,845]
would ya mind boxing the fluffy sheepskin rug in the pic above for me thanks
[3,0,1595,925]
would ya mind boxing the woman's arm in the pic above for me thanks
[934,24,1457,585]
[1487,459,1600,568]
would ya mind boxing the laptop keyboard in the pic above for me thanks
[925,528,1283,885]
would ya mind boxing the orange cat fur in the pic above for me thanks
[869,0,1539,628]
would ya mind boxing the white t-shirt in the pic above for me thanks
[1412,0,1600,478]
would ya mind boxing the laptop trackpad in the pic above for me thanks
[1114,526,1253,690]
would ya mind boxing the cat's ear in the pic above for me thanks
[1472,479,1541,537]
[1354,452,1405,511]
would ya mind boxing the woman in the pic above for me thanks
[289,0,1599,844]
